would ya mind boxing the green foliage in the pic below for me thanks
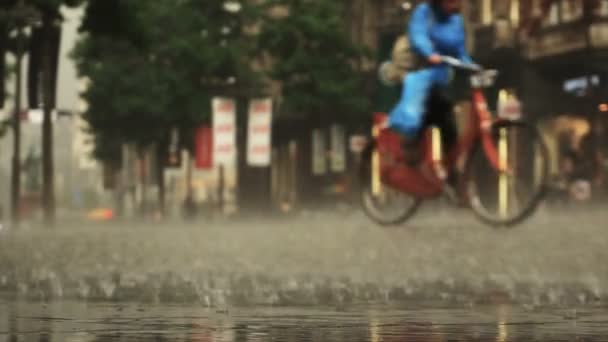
[258,0,371,121]
[78,0,145,47]
[74,0,262,163]
[75,0,371,163]
[30,0,84,20]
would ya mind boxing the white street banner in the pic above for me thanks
[330,124,346,173]
[247,98,273,167]
[349,135,368,154]
[498,97,522,120]
[312,129,327,175]
[212,97,237,167]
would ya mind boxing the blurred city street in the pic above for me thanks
[3,0,608,340]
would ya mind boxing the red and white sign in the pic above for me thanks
[247,99,273,167]
[350,135,368,153]
[498,98,522,120]
[195,126,213,169]
[212,98,236,166]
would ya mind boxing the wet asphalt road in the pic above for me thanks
[0,206,607,306]
[2,299,608,341]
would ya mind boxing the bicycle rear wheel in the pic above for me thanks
[465,120,549,227]
[360,142,421,226]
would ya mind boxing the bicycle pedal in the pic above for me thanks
[432,163,447,181]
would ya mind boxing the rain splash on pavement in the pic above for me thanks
[0,207,607,306]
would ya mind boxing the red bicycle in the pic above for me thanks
[361,57,549,227]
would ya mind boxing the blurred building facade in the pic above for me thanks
[343,0,608,201]
[0,5,111,219]
[467,0,608,197]
[4,1,605,218]
[270,0,608,210]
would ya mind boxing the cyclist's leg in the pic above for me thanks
[425,87,458,160]
[425,87,464,204]
[388,69,435,140]
[388,69,435,164]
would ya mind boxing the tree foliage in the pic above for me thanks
[74,0,261,163]
[74,0,371,164]
[258,0,371,122]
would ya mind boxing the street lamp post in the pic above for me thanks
[5,0,29,225]
[41,13,57,225]
[11,19,24,225]
[2,0,40,225]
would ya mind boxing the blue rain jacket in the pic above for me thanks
[389,3,472,137]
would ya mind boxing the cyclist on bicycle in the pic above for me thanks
[389,0,473,170]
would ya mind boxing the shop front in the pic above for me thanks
[525,56,608,200]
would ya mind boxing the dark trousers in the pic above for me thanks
[418,87,458,157]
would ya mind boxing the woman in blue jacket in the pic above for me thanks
[389,0,473,164]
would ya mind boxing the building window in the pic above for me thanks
[468,0,493,25]
[561,0,582,22]
[595,0,608,17]
[510,0,520,26]
[542,1,560,27]
[468,0,483,24]
[538,0,586,26]
[493,0,510,19]
[482,0,493,24]
[470,0,511,25]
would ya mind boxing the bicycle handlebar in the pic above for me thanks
[440,56,483,72]
[440,56,500,88]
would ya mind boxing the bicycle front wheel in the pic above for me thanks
[465,120,549,227]
[360,142,421,226]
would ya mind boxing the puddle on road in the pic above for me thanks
[1,300,608,341]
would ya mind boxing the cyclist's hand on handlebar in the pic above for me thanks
[428,54,442,65]
[469,63,484,71]
[440,55,484,72]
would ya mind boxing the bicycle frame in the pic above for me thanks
[373,70,503,199]
[446,86,502,174]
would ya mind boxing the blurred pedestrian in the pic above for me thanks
[559,139,593,203]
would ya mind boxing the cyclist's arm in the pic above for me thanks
[409,5,436,59]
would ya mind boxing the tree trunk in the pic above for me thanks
[138,148,147,217]
[41,17,55,225]
[10,24,24,225]
[156,146,166,218]
[113,164,123,219]
[183,150,195,220]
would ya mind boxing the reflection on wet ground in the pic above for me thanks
[1,300,608,341]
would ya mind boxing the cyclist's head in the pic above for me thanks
[432,0,461,14]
